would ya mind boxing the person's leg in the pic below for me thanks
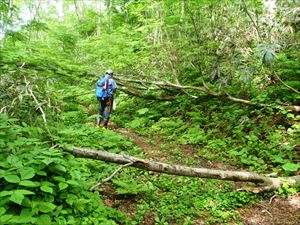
[97,98,106,126]
[103,98,111,128]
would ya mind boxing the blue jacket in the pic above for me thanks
[95,75,117,98]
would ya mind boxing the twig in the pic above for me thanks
[261,209,273,218]
[90,162,134,191]
[240,0,262,40]
[24,77,47,125]
[20,62,25,68]
[269,194,277,204]
[0,106,7,113]
[274,72,300,95]
[50,144,58,149]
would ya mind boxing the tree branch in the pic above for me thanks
[69,147,300,193]
[90,162,134,191]
[115,76,300,112]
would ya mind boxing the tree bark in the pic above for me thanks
[69,147,300,193]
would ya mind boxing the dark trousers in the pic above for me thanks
[97,97,113,127]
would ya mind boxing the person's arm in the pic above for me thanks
[111,79,117,91]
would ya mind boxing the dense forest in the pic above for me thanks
[0,0,299,224]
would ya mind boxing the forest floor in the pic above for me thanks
[108,125,300,225]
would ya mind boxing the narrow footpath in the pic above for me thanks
[112,126,300,225]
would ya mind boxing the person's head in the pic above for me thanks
[105,69,113,77]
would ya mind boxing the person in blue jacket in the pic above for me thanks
[95,69,117,128]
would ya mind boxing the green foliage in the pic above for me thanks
[277,180,298,197]
[1,1,299,224]
[112,179,149,195]
[0,114,128,224]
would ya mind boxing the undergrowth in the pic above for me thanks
[114,95,300,175]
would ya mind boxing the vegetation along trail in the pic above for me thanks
[1,0,300,224]
[112,126,300,225]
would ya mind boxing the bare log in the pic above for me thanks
[70,147,300,193]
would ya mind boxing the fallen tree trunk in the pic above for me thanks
[69,147,300,193]
[114,77,300,112]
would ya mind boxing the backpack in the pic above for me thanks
[96,77,112,98]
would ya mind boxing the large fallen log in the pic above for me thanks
[69,147,300,193]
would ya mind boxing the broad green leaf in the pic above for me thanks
[54,164,66,172]
[0,207,6,216]
[0,190,13,197]
[4,174,20,183]
[36,215,51,225]
[42,158,55,165]
[0,162,9,168]
[15,189,35,195]
[36,170,47,176]
[137,108,149,115]
[19,167,35,180]
[0,169,5,178]
[59,182,68,190]
[282,163,299,172]
[40,185,53,194]
[19,180,40,187]
[10,209,36,223]
[66,180,79,186]
[52,176,65,182]
[66,195,77,205]
[0,214,12,223]
[10,192,24,205]
[38,202,56,213]
[9,189,35,204]
[6,155,20,164]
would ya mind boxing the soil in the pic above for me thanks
[108,126,300,225]
[239,193,300,225]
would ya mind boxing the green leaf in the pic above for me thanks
[0,214,13,223]
[40,185,53,194]
[9,209,36,223]
[19,180,40,187]
[15,189,35,195]
[54,164,66,172]
[9,189,35,204]
[52,176,65,182]
[59,182,68,190]
[4,174,20,183]
[0,207,6,216]
[36,170,47,176]
[282,163,299,172]
[0,162,9,168]
[0,169,5,178]
[10,191,24,205]
[38,202,56,213]
[20,167,35,180]
[66,194,77,205]
[66,180,79,186]
[42,158,55,165]
[137,108,149,115]
[0,190,13,197]
[36,215,51,225]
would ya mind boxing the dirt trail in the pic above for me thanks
[112,126,300,225]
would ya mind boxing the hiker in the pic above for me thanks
[95,69,117,128]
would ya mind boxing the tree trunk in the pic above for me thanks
[114,76,300,112]
[96,0,102,36]
[69,147,300,193]
[73,0,81,19]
